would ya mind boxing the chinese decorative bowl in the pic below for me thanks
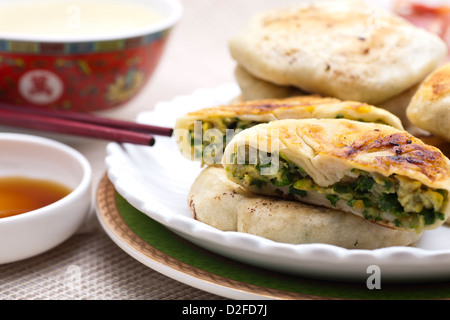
[0,0,182,112]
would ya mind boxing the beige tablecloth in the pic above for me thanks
[1,0,314,300]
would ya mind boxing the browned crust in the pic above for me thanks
[186,95,373,117]
[418,63,450,101]
[279,120,450,185]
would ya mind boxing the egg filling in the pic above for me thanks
[226,152,447,232]
[187,118,260,162]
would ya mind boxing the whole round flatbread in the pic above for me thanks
[188,166,422,249]
[229,0,446,105]
[407,63,450,142]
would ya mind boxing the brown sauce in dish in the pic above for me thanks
[0,176,72,218]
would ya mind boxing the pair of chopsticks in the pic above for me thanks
[0,103,173,146]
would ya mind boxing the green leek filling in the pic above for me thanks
[188,118,260,147]
[188,118,260,161]
[189,117,392,151]
[227,154,447,231]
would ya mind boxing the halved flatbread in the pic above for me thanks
[188,166,422,249]
[412,132,450,226]
[229,0,446,105]
[174,96,403,163]
[407,63,450,142]
[222,119,450,232]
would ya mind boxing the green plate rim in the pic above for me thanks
[97,174,450,300]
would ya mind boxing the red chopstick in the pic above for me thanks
[0,107,161,146]
[0,103,173,137]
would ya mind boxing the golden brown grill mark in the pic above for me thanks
[186,95,386,118]
[420,64,450,100]
[432,82,450,96]
[228,98,326,115]
[186,95,338,116]
[351,133,411,152]
[246,103,293,112]
[328,131,449,182]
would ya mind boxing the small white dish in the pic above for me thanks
[0,133,92,264]
[105,83,450,283]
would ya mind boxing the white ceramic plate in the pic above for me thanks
[105,83,450,283]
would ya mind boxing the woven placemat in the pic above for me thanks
[0,226,224,300]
